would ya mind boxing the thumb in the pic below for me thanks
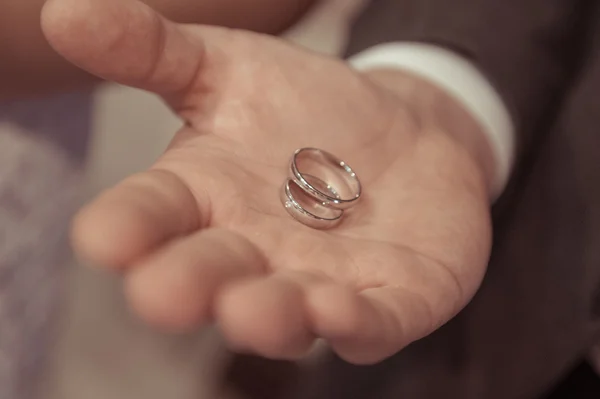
[41,0,204,96]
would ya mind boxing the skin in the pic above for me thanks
[42,0,495,365]
[0,0,314,99]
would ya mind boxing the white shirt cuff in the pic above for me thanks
[348,42,515,201]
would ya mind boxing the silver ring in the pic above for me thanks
[280,177,344,230]
[280,148,362,230]
[290,148,361,210]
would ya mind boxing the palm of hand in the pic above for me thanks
[43,0,492,363]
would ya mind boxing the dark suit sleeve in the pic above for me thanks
[345,0,593,158]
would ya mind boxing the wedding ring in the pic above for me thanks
[280,148,362,230]
[290,148,361,210]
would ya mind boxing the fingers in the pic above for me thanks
[214,272,434,364]
[125,229,267,331]
[215,273,432,364]
[41,0,204,95]
[72,169,205,269]
[306,285,434,364]
[110,227,432,364]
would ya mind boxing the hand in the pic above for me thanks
[43,0,493,364]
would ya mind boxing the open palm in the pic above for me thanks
[43,0,493,364]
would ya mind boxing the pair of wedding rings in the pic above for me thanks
[280,148,362,229]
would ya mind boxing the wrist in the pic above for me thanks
[363,69,496,201]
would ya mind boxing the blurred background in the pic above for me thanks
[41,1,366,397]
